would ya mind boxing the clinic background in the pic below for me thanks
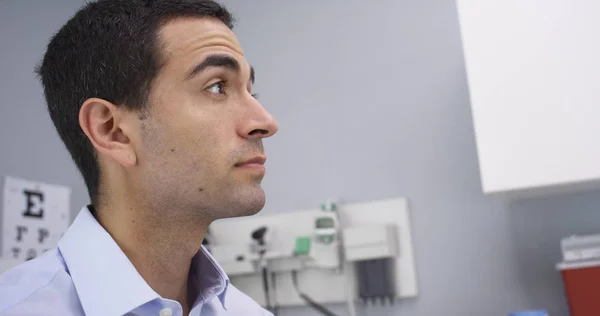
[2,0,600,315]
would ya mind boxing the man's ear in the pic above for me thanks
[79,98,137,168]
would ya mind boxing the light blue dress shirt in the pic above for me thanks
[0,206,271,316]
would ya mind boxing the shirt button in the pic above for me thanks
[159,308,173,316]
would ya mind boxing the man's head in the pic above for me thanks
[37,0,278,220]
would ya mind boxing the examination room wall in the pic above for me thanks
[2,0,600,315]
[0,0,91,254]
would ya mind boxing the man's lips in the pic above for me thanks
[235,156,267,168]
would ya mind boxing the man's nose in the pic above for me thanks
[240,99,279,140]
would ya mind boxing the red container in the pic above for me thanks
[559,260,600,316]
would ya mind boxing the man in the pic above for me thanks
[0,0,278,315]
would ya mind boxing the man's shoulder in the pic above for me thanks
[0,249,82,315]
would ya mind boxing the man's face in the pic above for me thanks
[134,18,278,220]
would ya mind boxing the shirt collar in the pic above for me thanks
[191,246,230,310]
[58,206,230,316]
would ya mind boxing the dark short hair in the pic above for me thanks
[36,0,234,205]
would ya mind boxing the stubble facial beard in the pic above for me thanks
[139,120,267,224]
[204,139,268,220]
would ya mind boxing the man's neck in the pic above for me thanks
[94,201,209,313]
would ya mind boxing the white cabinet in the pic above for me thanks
[456,1,600,194]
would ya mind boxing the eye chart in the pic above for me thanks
[1,176,70,262]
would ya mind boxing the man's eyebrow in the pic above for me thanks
[185,54,240,80]
[250,66,255,84]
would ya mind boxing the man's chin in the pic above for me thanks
[221,188,266,219]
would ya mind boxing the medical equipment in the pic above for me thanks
[251,226,274,313]
[208,197,418,311]
[561,234,600,262]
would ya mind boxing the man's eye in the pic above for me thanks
[207,82,225,95]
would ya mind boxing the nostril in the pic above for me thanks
[248,129,268,136]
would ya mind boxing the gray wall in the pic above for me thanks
[0,0,90,251]
[219,1,600,315]
[2,0,600,315]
